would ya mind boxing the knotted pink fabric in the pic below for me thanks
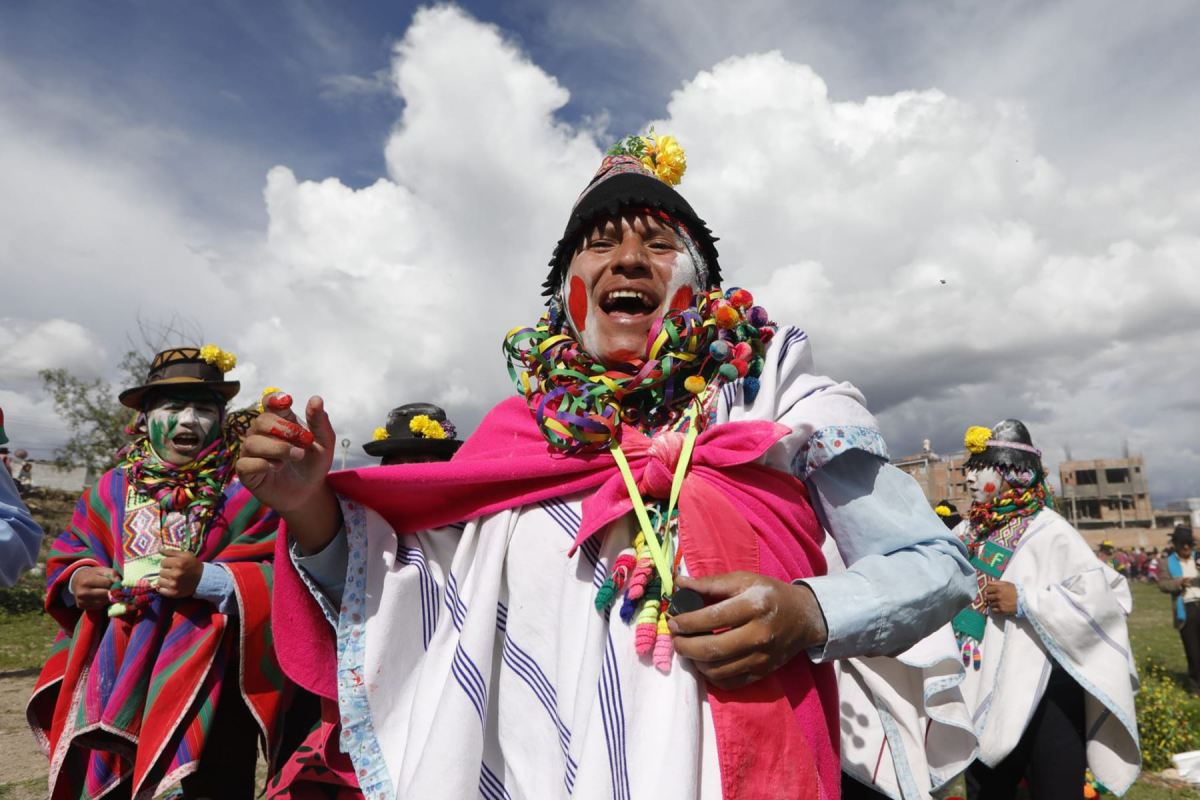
[272,396,839,799]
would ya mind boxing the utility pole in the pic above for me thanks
[340,438,351,471]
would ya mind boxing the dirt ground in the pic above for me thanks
[0,671,48,800]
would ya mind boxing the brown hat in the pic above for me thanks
[118,346,241,409]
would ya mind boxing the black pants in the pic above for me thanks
[965,668,1086,800]
[178,675,260,799]
[1181,601,1200,689]
[842,771,891,799]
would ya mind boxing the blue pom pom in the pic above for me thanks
[620,596,637,623]
[743,376,761,404]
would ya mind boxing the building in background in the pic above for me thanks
[1059,456,1153,529]
[892,440,972,511]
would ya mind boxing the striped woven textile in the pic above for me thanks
[27,467,285,800]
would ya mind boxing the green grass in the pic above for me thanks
[0,610,59,673]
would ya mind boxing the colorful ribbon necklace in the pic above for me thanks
[503,287,777,453]
[123,435,235,551]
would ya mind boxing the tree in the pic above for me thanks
[39,350,149,477]
[38,316,202,478]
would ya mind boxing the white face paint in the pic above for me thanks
[965,465,1007,506]
[145,392,222,466]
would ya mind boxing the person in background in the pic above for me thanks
[28,346,287,800]
[954,420,1139,799]
[0,406,43,587]
[1158,525,1200,691]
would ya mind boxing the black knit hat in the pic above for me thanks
[963,419,1044,476]
[542,140,722,299]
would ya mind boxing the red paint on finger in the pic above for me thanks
[265,392,293,412]
[568,276,588,333]
[269,419,315,449]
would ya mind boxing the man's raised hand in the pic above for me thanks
[237,393,335,513]
[237,392,343,554]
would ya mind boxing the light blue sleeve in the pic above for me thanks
[194,563,239,616]
[800,449,975,662]
[291,531,349,623]
[0,467,43,588]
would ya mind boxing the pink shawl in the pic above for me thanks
[273,396,839,799]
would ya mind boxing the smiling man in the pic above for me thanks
[247,134,974,800]
[28,346,287,800]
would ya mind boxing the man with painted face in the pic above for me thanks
[28,346,287,800]
[953,420,1139,799]
[246,134,974,799]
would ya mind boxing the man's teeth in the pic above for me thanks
[606,290,654,309]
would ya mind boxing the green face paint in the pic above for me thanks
[144,389,223,466]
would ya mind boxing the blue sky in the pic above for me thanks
[1,1,1198,502]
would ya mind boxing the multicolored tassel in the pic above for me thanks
[635,597,660,655]
[653,612,673,672]
[595,553,637,612]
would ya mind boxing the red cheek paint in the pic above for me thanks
[983,482,997,494]
[568,276,589,333]
[669,286,694,311]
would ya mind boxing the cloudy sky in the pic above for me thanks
[1,1,1197,502]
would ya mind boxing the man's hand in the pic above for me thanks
[984,580,1019,615]
[667,572,828,690]
[237,394,342,554]
[70,566,116,610]
[157,549,203,599]
[237,394,335,512]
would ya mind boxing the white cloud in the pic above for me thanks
[1,5,1196,502]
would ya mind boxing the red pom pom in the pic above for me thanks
[732,359,749,378]
[732,342,752,361]
[729,288,753,309]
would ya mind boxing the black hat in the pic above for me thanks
[1171,525,1195,547]
[363,403,462,461]
[542,137,722,299]
[963,419,1044,476]
[118,346,240,410]
[934,499,962,529]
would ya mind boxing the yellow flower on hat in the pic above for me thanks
[373,427,389,441]
[200,343,237,373]
[409,414,446,440]
[650,134,686,186]
[964,425,992,454]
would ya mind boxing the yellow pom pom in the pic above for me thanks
[935,504,951,518]
[372,427,389,441]
[684,375,707,394]
[199,344,221,365]
[964,425,992,454]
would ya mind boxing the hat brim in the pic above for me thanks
[362,438,462,458]
[119,378,241,409]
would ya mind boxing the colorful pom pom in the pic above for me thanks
[732,359,749,378]
[718,362,739,381]
[743,376,761,403]
[683,375,707,394]
[714,303,740,329]
[728,288,753,309]
[748,306,770,327]
[709,340,732,362]
[732,342,752,361]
